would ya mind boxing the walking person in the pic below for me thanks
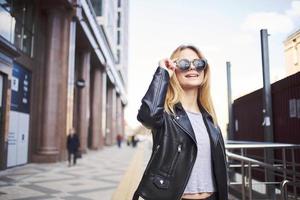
[133,45,228,200]
[116,133,123,148]
[67,128,80,166]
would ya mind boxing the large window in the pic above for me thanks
[90,0,102,16]
[0,0,35,57]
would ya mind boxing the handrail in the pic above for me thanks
[226,141,300,149]
[226,152,300,178]
[280,180,300,200]
[226,148,300,200]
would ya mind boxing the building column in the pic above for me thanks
[76,50,91,153]
[121,104,125,137]
[105,84,116,145]
[35,8,70,162]
[116,95,123,136]
[100,71,107,148]
[89,66,104,149]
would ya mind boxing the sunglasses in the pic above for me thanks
[175,58,207,71]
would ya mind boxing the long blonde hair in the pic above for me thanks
[164,45,218,125]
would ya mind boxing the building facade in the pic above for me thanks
[0,0,128,170]
[284,29,300,76]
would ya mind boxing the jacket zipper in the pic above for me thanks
[169,144,182,176]
[176,149,197,200]
[145,144,160,174]
[172,118,198,200]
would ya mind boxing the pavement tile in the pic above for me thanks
[0,144,142,200]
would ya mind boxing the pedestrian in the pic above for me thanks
[116,133,123,148]
[132,135,138,147]
[133,45,228,200]
[67,128,80,166]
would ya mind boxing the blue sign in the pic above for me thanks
[11,62,31,113]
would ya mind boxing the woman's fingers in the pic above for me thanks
[158,58,176,77]
[166,59,176,71]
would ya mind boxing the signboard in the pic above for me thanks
[7,63,31,167]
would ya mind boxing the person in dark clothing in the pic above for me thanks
[67,128,80,166]
[116,133,123,148]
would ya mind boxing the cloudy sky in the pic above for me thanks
[125,0,300,136]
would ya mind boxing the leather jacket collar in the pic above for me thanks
[173,102,219,147]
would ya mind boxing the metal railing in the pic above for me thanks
[226,141,300,200]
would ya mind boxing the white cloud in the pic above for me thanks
[286,1,300,17]
[241,12,294,34]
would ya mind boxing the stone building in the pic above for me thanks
[0,0,128,169]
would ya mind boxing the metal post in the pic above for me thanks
[282,148,287,197]
[241,149,246,200]
[226,61,234,140]
[248,161,253,200]
[291,149,297,199]
[260,29,275,199]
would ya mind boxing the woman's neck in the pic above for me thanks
[180,88,200,113]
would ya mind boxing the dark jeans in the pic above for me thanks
[68,151,77,165]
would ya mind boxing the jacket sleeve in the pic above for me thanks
[137,67,170,129]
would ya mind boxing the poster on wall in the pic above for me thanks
[7,63,31,167]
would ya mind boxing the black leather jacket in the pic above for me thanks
[133,67,228,200]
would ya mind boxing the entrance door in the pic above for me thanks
[7,63,31,167]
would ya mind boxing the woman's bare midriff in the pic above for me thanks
[181,192,213,199]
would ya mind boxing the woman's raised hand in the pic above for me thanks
[159,58,177,77]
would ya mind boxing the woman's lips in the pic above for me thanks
[185,73,199,78]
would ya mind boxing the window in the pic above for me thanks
[289,99,297,118]
[117,30,121,45]
[117,49,121,64]
[90,0,102,16]
[118,0,121,7]
[117,12,121,27]
[0,0,35,57]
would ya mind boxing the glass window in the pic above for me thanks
[117,49,120,64]
[22,28,33,55]
[117,12,121,28]
[90,0,102,16]
[13,20,22,48]
[117,30,120,45]
[0,5,14,41]
[118,0,121,8]
[0,0,35,57]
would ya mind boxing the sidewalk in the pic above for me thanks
[0,143,149,200]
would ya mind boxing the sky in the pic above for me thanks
[125,0,300,137]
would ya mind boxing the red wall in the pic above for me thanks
[233,72,300,145]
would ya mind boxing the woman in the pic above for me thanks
[133,45,228,200]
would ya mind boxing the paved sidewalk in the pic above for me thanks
[0,143,147,200]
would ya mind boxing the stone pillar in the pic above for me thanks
[100,71,107,148]
[105,83,116,145]
[121,103,125,137]
[89,66,104,149]
[35,8,70,162]
[58,12,72,161]
[76,50,91,153]
[116,95,122,136]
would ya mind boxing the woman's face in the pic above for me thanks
[175,48,205,90]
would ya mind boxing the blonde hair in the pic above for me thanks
[164,45,218,125]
